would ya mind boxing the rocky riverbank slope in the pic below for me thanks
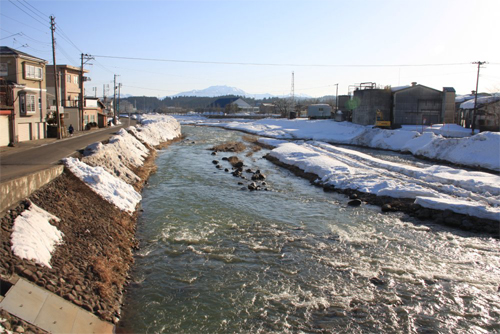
[0,115,181,332]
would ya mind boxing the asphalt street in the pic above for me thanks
[0,120,136,183]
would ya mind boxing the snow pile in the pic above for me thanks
[82,129,149,184]
[404,132,500,171]
[178,116,499,171]
[268,140,500,221]
[63,157,141,214]
[129,114,181,146]
[460,95,500,109]
[11,202,64,268]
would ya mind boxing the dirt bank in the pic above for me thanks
[0,137,179,332]
[265,154,500,237]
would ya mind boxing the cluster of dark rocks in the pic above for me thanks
[0,309,47,334]
[211,152,269,191]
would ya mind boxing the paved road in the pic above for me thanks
[0,121,136,183]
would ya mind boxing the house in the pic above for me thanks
[351,82,456,127]
[83,97,106,129]
[206,97,253,113]
[259,103,276,114]
[459,96,500,131]
[0,47,48,146]
[46,64,89,131]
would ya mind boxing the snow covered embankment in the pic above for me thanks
[10,115,180,268]
[179,118,500,172]
[64,115,181,214]
[265,139,500,222]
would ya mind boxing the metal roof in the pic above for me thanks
[0,46,47,63]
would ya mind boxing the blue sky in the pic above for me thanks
[1,0,499,97]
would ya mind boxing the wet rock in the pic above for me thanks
[246,168,253,173]
[381,204,392,212]
[211,151,217,156]
[369,277,385,286]
[417,209,431,219]
[224,168,229,172]
[349,193,358,200]
[347,199,362,207]
[461,219,474,230]
[216,165,222,169]
[212,160,219,164]
[238,182,244,185]
[222,157,229,161]
[251,172,266,181]
[444,216,461,227]
[248,182,258,191]
[323,184,335,192]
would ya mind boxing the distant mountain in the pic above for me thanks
[171,85,311,99]
[172,85,247,98]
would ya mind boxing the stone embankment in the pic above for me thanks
[0,116,181,333]
[265,154,499,237]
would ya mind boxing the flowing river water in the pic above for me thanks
[119,125,500,333]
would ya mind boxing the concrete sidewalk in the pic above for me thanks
[0,276,114,333]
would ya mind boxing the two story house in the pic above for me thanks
[0,46,48,145]
[46,64,89,131]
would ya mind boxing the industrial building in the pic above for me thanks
[351,82,456,127]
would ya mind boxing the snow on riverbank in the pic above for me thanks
[177,116,500,171]
[129,114,182,146]
[64,115,181,213]
[266,140,500,221]
[63,157,142,214]
[82,128,149,184]
[11,202,63,268]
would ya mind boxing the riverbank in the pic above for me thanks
[0,115,181,332]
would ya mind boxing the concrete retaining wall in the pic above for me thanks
[0,165,64,213]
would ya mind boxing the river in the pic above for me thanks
[119,125,500,333]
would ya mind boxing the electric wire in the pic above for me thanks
[92,55,474,68]
[7,0,48,28]
[1,13,48,32]
[16,0,47,22]
[20,0,49,19]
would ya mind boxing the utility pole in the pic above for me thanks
[50,16,62,139]
[117,83,122,116]
[113,75,119,124]
[335,83,339,111]
[80,53,94,131]
[471,61,487,134]
[290,71,295,118]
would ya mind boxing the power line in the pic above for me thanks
[92,54,473,68]
[1,13,48,32]
[121,84,179,93]
[0,33,21,40]
[16,0,47,22]
[55,24,83,53]
[20,0,49,19]
[19,32,51,45]
[8,0,48,28]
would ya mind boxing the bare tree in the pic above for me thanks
[274,98,291,117]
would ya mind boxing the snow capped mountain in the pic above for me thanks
[173,85,248,97]
[172,85,311,99]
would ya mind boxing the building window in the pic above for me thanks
[74,76,79,84]
[67,74,71,83]
[0,63,7,76]
[25,64,43,80]
[27,95,36,113]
